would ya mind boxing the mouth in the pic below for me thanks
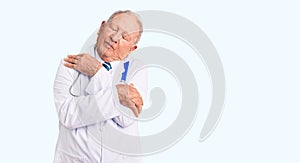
[105,41,114,49]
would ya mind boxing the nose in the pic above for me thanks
[110,32,120,44]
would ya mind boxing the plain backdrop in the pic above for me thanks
[0,0,299,162]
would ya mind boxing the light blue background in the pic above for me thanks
[0,0,299,162]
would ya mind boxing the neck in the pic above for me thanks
[94,46,116,62]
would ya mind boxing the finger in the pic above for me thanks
[64,57,77,64]
[134,100,142,113]
[129,83,134,87]
[64,62,76,68]
[138,97,144,106]
[67,54,78,59]
[120,98,139,117]
[132,98,143,113]
[129,91,140,100]
[131,98,137,105]
[131,97,141,105]
[69,54,83,61]
[136,103,142,113]
[131,106,139,117]
[136,99,143,113]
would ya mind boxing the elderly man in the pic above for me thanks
[53,10,146,163]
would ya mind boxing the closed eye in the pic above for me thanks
[122,35,128,41]
[111,27,117,31]
[122,33,130,41]
[110,24,118,31]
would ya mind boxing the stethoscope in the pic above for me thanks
[68,46,98,97]
[69,72,80,97]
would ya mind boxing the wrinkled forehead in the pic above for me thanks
[108,13,140,34]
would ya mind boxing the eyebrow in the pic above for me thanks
[109,23,118,29]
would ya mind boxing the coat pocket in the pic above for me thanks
[54,150,85,163]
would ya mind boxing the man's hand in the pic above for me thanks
[64,54,102,76]
[116,83,144,117]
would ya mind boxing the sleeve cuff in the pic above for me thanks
[85,67,112,95]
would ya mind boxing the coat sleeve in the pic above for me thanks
[53,60,120,129]
[54,59,148,129]
[84,59,148,128]
[86,60,148,128]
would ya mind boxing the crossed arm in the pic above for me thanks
[53,54,146,129]
[64,54,144,116]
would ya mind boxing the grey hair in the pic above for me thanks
[107,10,143,44]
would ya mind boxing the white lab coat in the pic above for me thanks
[53,44,147,163]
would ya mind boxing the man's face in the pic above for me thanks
[96,13,140,62]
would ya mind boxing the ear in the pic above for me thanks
[130,45,137,52]
[97,21,106,35]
